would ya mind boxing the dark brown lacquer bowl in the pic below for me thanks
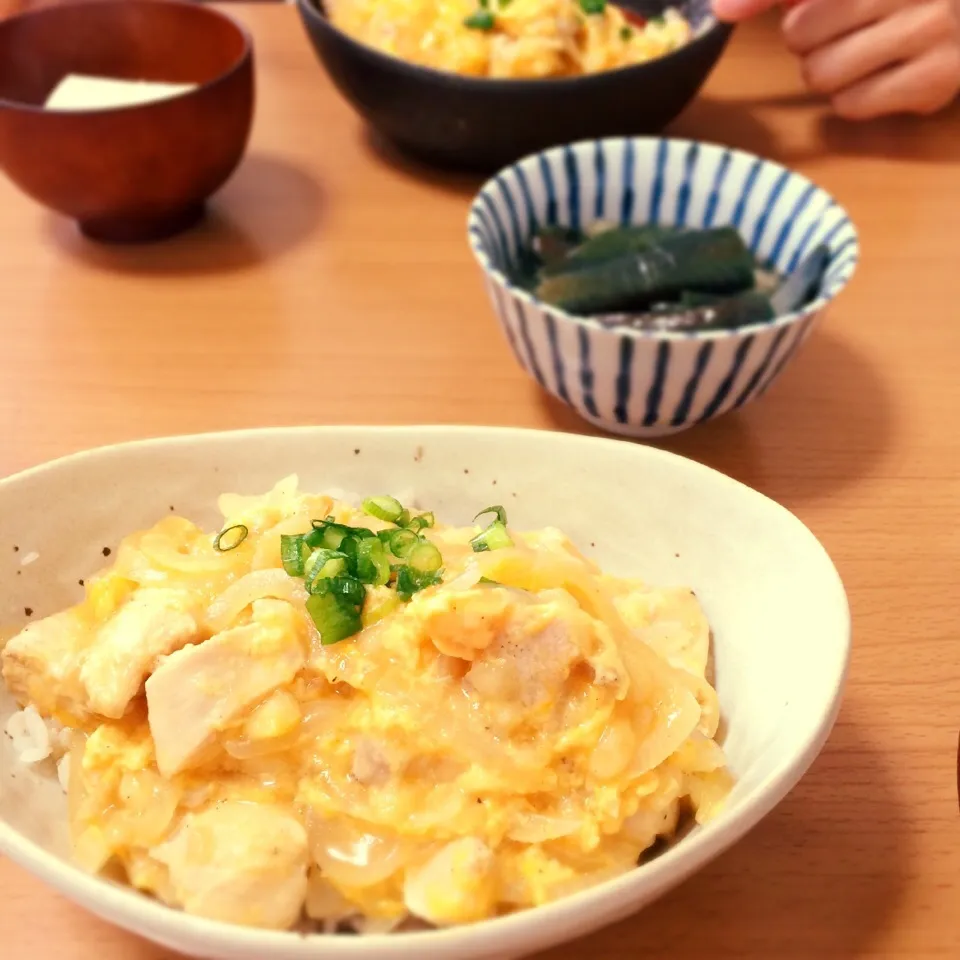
[0,0,254,243]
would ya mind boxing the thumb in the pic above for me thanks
[712,0,783,21]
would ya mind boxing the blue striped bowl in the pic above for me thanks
[467,137,859,437]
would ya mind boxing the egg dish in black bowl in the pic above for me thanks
[296,0,733,172]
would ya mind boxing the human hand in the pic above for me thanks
[713,0,960,119]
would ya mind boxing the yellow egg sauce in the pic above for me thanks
[327,0,693,79]
[1,476,732,931]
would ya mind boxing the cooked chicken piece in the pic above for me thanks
[145,599,306,778]
[403,837,496,925]
[1,609,92,719]
[464,614,580,719]
[351,737,392,787]
[79,589,199,720]
[151,800,308,928]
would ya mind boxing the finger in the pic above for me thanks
[782,0,906,55]
[832,40,960,118]
[802,0,957,95]
[712,0,782,22]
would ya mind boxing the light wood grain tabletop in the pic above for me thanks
[1,3,959,958]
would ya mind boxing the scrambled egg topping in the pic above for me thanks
[328,0,692,79]
[1,476,732,931]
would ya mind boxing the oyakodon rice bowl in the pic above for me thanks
[0,426,850,960]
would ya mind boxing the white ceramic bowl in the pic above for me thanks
[467,138,860,437]
[0,426,850,960]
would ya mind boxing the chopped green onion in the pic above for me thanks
[362,495,404,524]
[579,0,605,13]
[407,540,443,575]
[479,576,500,585]
[355,537,391,586]
[620,25,633,40]
[396,566,443,601]
[306,521,355,550]
[650,14,665,26]
[280,533,309,575]
[388,528,420,559]
[406,512,435,533]
[474,505,508,526]
[464,10,496,30]
[338,534,360,564]
[328,575,366,607]
[471,521,513,553]
[306,581,364,645]
[282,494,452,642]
[304,549,350,592]
[213,524,248,552]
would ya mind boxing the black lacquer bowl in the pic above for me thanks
[296,0,732,171]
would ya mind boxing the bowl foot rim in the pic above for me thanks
[78,201,206,244]
[574,408,717,439]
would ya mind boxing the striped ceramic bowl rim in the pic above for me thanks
[467,137,859,341]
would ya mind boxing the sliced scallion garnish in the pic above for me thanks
[464,9,496,29]
[388,528,420,559]
[471,520,513,553]
[307,520,356,550]
[474,505,507,525]
[306,580,364,645]
[281,495,449,642]
[362,495,404,524]
[304,549,350,593]
[407,540,443,575]
[470,505,513,553]
[214,524,248,552]
[396,566,442,601]
[355,537,391,586]
[280,534,309,575]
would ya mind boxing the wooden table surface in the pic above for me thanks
[2,4,959,958]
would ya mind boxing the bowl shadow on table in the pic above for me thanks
[359,97,783,196]
[41,152,323,275]
[538,325,896,507]
[361,127,486,197]
[530,711,910,960]
[667,93,782,158]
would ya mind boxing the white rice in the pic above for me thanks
[5,704,51,763]
[5,705,71,793]
[19,550,39,567]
